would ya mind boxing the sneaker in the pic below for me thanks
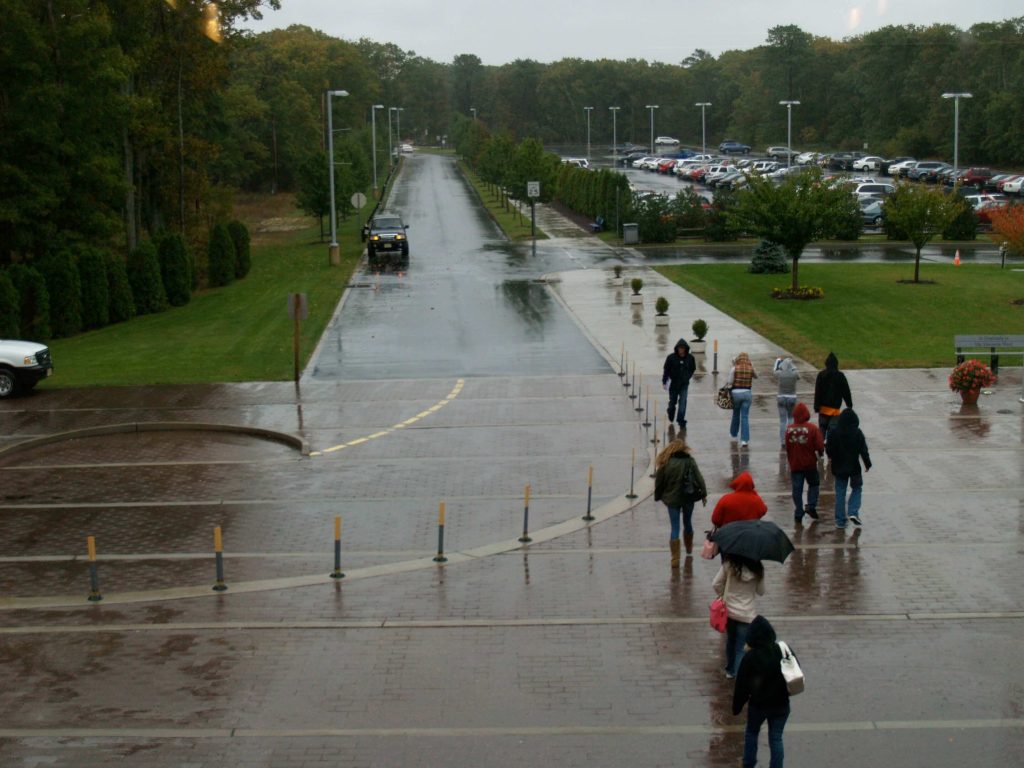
[724,671,735,679]
[740,441,748,447]
[835,523,846,530]
[794,515,803,525]
[849,515,862,526]
[805,507,819,520]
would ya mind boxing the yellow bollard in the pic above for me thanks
[212,526,227,592]
[331,515,345,579]
[86,535,101,602]
[583,465,595,521]
[519,483,532,543]
[434,501,448,562]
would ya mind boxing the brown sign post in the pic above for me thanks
[288,293,309,384]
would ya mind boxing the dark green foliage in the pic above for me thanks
[630,195,678,244]
[942,198,978,241]
[38,251,83,338]
[128,241,168,315]
[823,199,864,241]
[207,223,236,288]
[77,247,110,330]
[705,188,742,242]
[157,232,192,306]
[749,241,790,273]
[228,220,251,278]
[6,264,50,341]
[105,253,135,324]
[0,272,19,337]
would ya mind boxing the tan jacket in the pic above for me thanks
[712,565,765,623]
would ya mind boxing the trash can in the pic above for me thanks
[622,223,639,244]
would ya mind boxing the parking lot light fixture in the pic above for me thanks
[646,104,659,154]
[695,102,711,159]
[371,104,384,194]
[326,89,349,259]
[779,100,800,168]
[609,106,620,167]
[942,92,972,184]
[584,106,594,160]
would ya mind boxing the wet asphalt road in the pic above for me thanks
[309,153,610,380]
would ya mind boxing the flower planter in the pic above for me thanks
[689,340,707,354]
[958,388,981,405]
[655,314,669,326]
[610,277,624,286]
[630,294,643,305]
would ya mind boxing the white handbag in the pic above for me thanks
[777,640,804,696]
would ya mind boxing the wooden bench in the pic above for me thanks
[590,216,605,232]
[955,334,1024,402]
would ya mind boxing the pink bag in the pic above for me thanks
[701,533,719,560]
[709,597,728,633]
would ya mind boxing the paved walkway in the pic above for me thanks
[0,206,1021,766]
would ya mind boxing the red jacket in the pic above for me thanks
[711,471,767,527]
[785,402,824,472]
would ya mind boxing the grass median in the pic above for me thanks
[654,262,1024,368]
[45,194,365,388]
[457,161,548,241]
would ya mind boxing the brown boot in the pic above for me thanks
[683,531,694,555]
[670,539,681,569]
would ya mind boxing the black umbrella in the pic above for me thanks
[711,520,794,563]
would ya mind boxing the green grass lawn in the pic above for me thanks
[44,199,365,388]
[655,263,1024,368]
[457,162,548,241]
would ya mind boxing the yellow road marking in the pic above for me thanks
[309,379,465,457]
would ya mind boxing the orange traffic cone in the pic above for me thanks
[954,250,961,266]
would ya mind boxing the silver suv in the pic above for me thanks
[0,339,53,398]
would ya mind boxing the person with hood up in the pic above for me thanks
[726,352,757,447]
[662,339,697,429]
[732,615,793,768]
[785,402,824,524]
[654,438,708,567]
[713,554,765,678]
[813,352,852,442]
[711,471,768,529]
[826,408,871,529]
[772,357,800,446]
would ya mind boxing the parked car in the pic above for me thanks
[718,140,751,155]
[632,156,657,168]
[655,136,680,146]
[0,339,53,398]
[888,159,918,177]
[921,163,952,184]
[907,161,946,181]
[766,146,798,159]
[975,199,1011,227]
[715,171,748,190]
[1000,176,1024,195]
[656,158,679,174]
[853,182,896,197]
[956,168,994,188]
[826,151,865,170]
[749,160,780,174]
[703,165,737,184]
[794,151,822,165]
[859,198,886,227]
[563,157,589,169]
[962,193,1007,209]
[852,156,886,172]
[983,173,1015,192]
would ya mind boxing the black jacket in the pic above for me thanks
[662,340,696,390]
[826,408,872,476]
[733,616,791,715]
[813,352,852,413]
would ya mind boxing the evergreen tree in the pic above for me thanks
[78,247,110,329]
[105,252,136,323]
[6,264,50,341]
[207,223,236,288]
[228,220,251,278]
[38,251,83,338]
[0,272,19,337]
[127,241,168,315]
[157,232,192,306]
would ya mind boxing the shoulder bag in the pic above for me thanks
[716,386,733,410]
[709,570,729,633]
[700,529,718,560]
[777,640,804,695]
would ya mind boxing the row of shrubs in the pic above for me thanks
[0,221,250,341]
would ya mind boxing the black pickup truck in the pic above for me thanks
[362,211,409,261]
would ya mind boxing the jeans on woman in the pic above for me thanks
[666,502,695,539]
[725,618,751,676]
[833,472,863,527]
[730,389,753,442]
[743,703,790,768]
[777,395,796,444]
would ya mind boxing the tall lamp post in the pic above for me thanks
[695,102,711,158]
[779,100,800,168]
[394,106,404,152]
[388,106,400,169]
[470,107,477,121]
[942,92,972,184]
[371,104,383,195]
[645,104,659,154]
[584,106,593,160]
[326,89,349,265]
[609,106,620,167]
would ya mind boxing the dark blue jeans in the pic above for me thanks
[791,468,820,518]
[666,502,695,539]
[725,618,751,676]
[667,385,689,426]
[743,703,790,768]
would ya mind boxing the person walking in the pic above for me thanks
[772,357,799,446]
[813,352,852,443]
[785,402,824,524]
[727,352,757,447]
[662,339,697,430]
[712,554,765,678]
[654,438,708,567]
[732,615,792,768]
[711,471,767,529]
[826,408,871,529]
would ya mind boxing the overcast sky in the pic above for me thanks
[242,1,1020,65]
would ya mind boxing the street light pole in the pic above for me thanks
[609,106,620,167]
[371,104,383,195]
[779,100,800,168]
[584,106,593,161]
[645,104,659,155]
[326,89,349,265]
[387,106,398,170]
[942,92,972,184]
[695,102,711,158]
[395,106,404,152]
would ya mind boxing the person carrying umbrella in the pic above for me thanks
[712,553,765,678]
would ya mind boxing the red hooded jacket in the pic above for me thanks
[711,471,767,528]
[785,402,825,472]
